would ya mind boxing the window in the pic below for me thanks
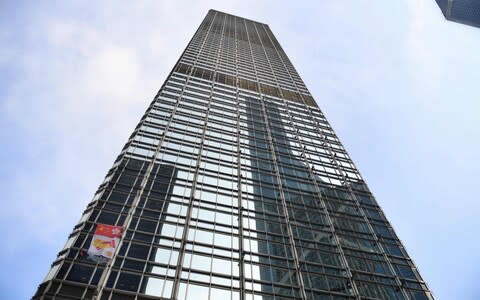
[141,277,173,298]
[116,272,141,292]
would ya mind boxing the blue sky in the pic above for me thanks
[1,1,479,299]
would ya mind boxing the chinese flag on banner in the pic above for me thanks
[87,224,123,263]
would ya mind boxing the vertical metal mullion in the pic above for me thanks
[276,105,361,299]
[301,106,411,298]
[172,11,240,300]
[212,12,240,298]
[242,19,307,300]
[250,21,316,299]
[259,24,310,108]
[254,23,359,296]
[232,14,246,300]
[251,21,361,299]
[93,16,216,296]
[446,0,454,18]
[61,13,218,299]
[259,97,308,300]
[94,50,195,300]
[169,10,218,300]
[324,138,411,299]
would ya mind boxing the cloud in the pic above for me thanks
[0,16,149,252]
[405,0,445,86]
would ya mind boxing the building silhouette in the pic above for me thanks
[34,9,434,300]
[435,0,480,28]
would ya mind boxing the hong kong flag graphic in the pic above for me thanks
[87,224,123,263]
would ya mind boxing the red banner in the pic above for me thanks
[87,224,123,262]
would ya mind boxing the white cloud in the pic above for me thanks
[0,17,149,252]
[82,45,141,98]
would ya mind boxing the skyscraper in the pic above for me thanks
[435,0,480,28]
[34,9,434,300]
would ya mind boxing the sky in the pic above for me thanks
[0,1,479,299]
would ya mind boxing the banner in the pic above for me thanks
[87,224,123,263]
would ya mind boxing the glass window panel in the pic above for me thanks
[143,277,165,296]
[189,253,212,272]
[214,232,236,248]
[148,265,167,275]
[152,247,179,265]
[215,211,235,226]
[123,259,145,272]
[212,257,233,275]
[66,264,94,283]
[196,208,215,221]
[128,244,150,260]
[44,263,61,281]
[184,283,209,300]
[159,224,184,239]
[116,272,141,292]
[166,203,188,216]
[210,286,234,300]
[394,264,417,280]
[190,228,214,244]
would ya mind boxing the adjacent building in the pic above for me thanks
[435,0,480,28]
[34,9,434,300]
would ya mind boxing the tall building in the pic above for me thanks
[435,0,480,28]
[34,9,434,300]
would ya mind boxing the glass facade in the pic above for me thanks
[435,0,480,28]
[34,9,434,300]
